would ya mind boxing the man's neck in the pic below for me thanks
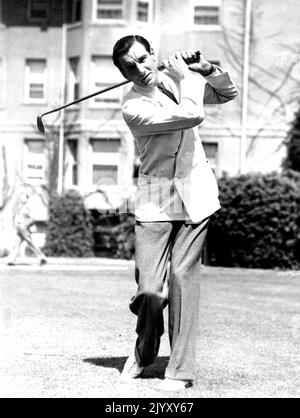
[133,83,157,97]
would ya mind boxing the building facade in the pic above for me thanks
[0,0,300,252]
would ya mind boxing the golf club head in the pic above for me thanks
[37,115,45,133]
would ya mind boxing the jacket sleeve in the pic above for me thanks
[203,68,238,104]
[123,77,206,136]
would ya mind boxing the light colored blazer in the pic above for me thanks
[122,68,238,223]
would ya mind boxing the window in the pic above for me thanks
[93,165,118,184]
[65,139,78,187]
[23,139,46,185]
[28,0,49,21]
[95,0,124,20]
[203,142,218,174]
[193,0,221,26]
[91,139,120,153]
[90,138,121,186]
[68,57,80,101]
[137,1,152,23]
[91,56,123,105]
[71,0,82,23]
[24,59,46,103]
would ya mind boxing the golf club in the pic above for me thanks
[36,50,201,133]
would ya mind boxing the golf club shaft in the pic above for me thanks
[40,51,201,118]
[41,79,130,118]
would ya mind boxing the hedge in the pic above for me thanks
[44,190,94,257]
[43,171,300,268]
[206,170,300,269]
[91,211,135,259]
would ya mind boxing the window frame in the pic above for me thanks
[24,58,47,104]
[93,0,125,24]
[27,0,50,22]
[89,137,121,187]
[203,141,219,176]
[191,0,222,30]
[90,55,123,108]
[65,138,79,188]
[23,139,47,185]
[136,0,153,24]
[71,0,82,23]
[68,56,81,102]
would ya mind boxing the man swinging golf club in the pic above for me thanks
[113,35,238,392]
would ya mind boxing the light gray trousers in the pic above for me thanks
[129,218,209,381]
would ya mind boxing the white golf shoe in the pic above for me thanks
[120,351,145,380]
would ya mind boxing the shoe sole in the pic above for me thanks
[120,368,145,381]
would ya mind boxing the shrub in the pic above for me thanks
[206,171,300,269]
[44,190,94,257]
[91,212,135,259]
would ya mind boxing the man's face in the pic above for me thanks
[118,42,159,88]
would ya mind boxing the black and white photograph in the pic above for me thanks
[0,0,299,400]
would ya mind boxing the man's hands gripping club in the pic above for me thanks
[162,50,214,81]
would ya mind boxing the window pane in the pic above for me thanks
[69,57,79,76]
[203,143,217,159]
[26,140,45,153]
[97,0,123,19]
[95,83,119,102]
[92,56,120,78]
[93,165,118,185]
[24,140,46,184]
[98,0,123,5]
[69,57,80,100]
[74,0,82,22]
[29,0,49,19]
[194,6,219,25]
[92,57,122,103]
[203,142,218,173]
[67,139,78,159]
[91,138,120,153]
[98,9,122,19]
[74,83,80,100]
[27,59,46,74]
[66,139,78,185]
[137,1,149,22]
[29,83,44,99]
[25,60,46,101]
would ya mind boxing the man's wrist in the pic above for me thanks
[198,63,215,77]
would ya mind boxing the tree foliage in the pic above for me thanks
[283,106,300,172]
[44,190,94,257]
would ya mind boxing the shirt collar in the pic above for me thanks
[132,72,165,98]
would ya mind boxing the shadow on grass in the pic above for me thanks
[83,356,169,379]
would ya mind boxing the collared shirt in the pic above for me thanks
[122,68,238,222]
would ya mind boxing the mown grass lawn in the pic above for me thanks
[0,264,299,398]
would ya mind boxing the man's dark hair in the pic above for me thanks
[112,35,151,72]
